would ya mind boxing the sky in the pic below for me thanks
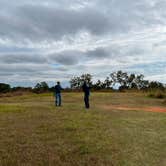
[1,0,166,87]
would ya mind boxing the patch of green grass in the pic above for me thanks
[0,104,25,112]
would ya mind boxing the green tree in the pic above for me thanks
[148,81,165,90]
[93,79,104,90]
[70,74,93,89]
[104,77,113,89]
[33,82,49,93]
[110,71,129,90]
[70,76,82,89]
[80,74,93,86]
[0,83,11,93]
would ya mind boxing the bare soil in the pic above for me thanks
[102,105,166,113]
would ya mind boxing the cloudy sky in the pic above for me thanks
[1,0,166,87]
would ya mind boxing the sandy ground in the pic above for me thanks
[103,105,166,113]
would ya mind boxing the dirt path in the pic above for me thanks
[102,105,166,113]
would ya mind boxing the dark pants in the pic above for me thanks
[55,93,61,106]
[84,94,90,108]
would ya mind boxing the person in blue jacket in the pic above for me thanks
[82,81,90,109]
[54,81,63,106]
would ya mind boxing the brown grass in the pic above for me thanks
[0,92,165,166]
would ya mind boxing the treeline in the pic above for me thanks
[0,83,32,93]
[0,82,52,94]
[70,71,165,91]
[0,71,166,94]
[0,81,66,94]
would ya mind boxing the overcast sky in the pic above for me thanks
[1,0,166,87]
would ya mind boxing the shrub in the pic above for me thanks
[0,83,11,93]
[33,82,49,93]
[148,90,165,99]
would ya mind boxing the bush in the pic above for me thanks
[0,83,11,93]
[148,90,165,99]
[33,82,49,93]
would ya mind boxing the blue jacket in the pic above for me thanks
[82,83,90,95]
[55,85,63,94]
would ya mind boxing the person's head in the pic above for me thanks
[57,81,60,85]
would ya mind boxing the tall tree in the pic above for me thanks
[110,70,129,89]
[70,74,93,89]
[104,77,113,89]
[33,82,49,93]
[70,76,82,89]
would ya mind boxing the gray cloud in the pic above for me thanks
[0,46,37,53]
[48,47,112,66]
[1,0,166,86]
[95,0,165,33]
[49,50,82,65]
[0,4,110,42]
[0,63,49,73]
[0,53,46,64]
[1,0,166,43]
[86,48,110,59]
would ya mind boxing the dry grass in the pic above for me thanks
[0,92,166,166]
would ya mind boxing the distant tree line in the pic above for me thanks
[0,71,166,93]
[0,81,59,94]
[0,83,33,93]
[70,71,165,91]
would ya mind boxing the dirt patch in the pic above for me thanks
[102,105,166,113]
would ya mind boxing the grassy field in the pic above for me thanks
[0,92,166,166]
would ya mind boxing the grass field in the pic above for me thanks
[0,92,166,166]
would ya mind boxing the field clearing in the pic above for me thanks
[0,92,166,166]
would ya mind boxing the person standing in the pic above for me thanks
[82,81,90,109]
[54,81,63,106]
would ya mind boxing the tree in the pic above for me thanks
[134,74,145,89]
[148,81,165,90]
[70,76,82,89]
[104,77,113,89]
[127,74,136,89]
[109,71,157,90]
[29,72,166,92]
[0,83,11,93]
[33,82,49,93]
[70,74,93,89]
[80,74,93,86]
[93,80,103,90]
[40,82,49,91]
[110,71,129,90]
